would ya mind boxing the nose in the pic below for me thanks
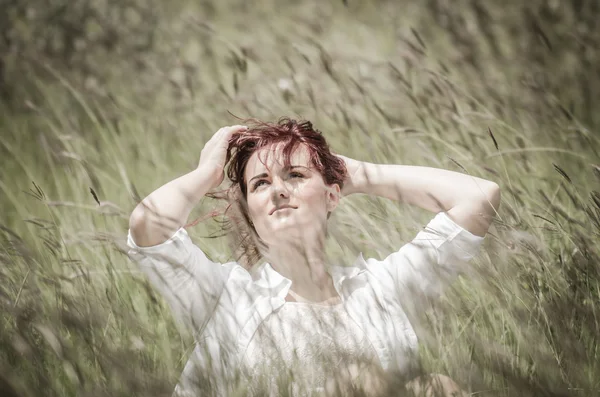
[270,178,290,201]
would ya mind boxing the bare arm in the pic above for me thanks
[129,168,220,247]
[342,161,501,237]
[129,125,248,247]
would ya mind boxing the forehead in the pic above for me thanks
[244,143,312,179]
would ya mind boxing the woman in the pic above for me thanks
[127,119,501,396]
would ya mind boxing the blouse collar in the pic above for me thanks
[251,253,369,299]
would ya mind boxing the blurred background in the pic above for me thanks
[1,0,599,396]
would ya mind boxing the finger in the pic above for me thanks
[230,125,248,132]
[220,125,245,137]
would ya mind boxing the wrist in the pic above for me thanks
[343,161,370,196]
[193,166,223,190]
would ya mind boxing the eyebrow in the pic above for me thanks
[248,165,308,184]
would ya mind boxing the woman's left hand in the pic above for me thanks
[336,154,365,196]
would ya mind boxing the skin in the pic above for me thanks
[244,142,342,303]
[131,124,499,396]
[243,142,479,396]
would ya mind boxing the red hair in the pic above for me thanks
[190,117,347,268]
[226,117,347,197]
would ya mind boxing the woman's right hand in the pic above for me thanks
[198,125,248,188]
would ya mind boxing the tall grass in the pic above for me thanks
[1,0,599,396]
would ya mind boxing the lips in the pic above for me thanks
[269,205,296,215]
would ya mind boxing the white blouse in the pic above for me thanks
[244,300,379,396]
[126,212,485,397]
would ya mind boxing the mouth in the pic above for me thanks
[269,205,297,215]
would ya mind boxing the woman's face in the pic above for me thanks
[244,143,340,245]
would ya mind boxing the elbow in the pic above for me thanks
[128,207,148,244]
[128,203,180,247]
[448,182,501,237]
[129,205,147,231]
[129,207,160,248]
[129,198,159,230]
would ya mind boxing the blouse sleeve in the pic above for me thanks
[126,227,233,335]
[364,211,485,303]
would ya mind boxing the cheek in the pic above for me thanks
[246,196,261,219]
[297,184,328,208]
[247,193,269,222]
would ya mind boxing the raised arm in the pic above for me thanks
[339,156,501,237]
[127,125,247,334]
[129,125,248,246]
[338,155,501,304]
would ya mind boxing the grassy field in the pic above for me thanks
[1,0,599,396]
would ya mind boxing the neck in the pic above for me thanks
[263,235,339,302]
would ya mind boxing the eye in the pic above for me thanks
[289,171,304,179]
[253,179,269,190]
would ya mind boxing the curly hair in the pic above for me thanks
[189,117,348,269]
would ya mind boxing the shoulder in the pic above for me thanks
[421,211,486,242]
[419,212,486,263]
